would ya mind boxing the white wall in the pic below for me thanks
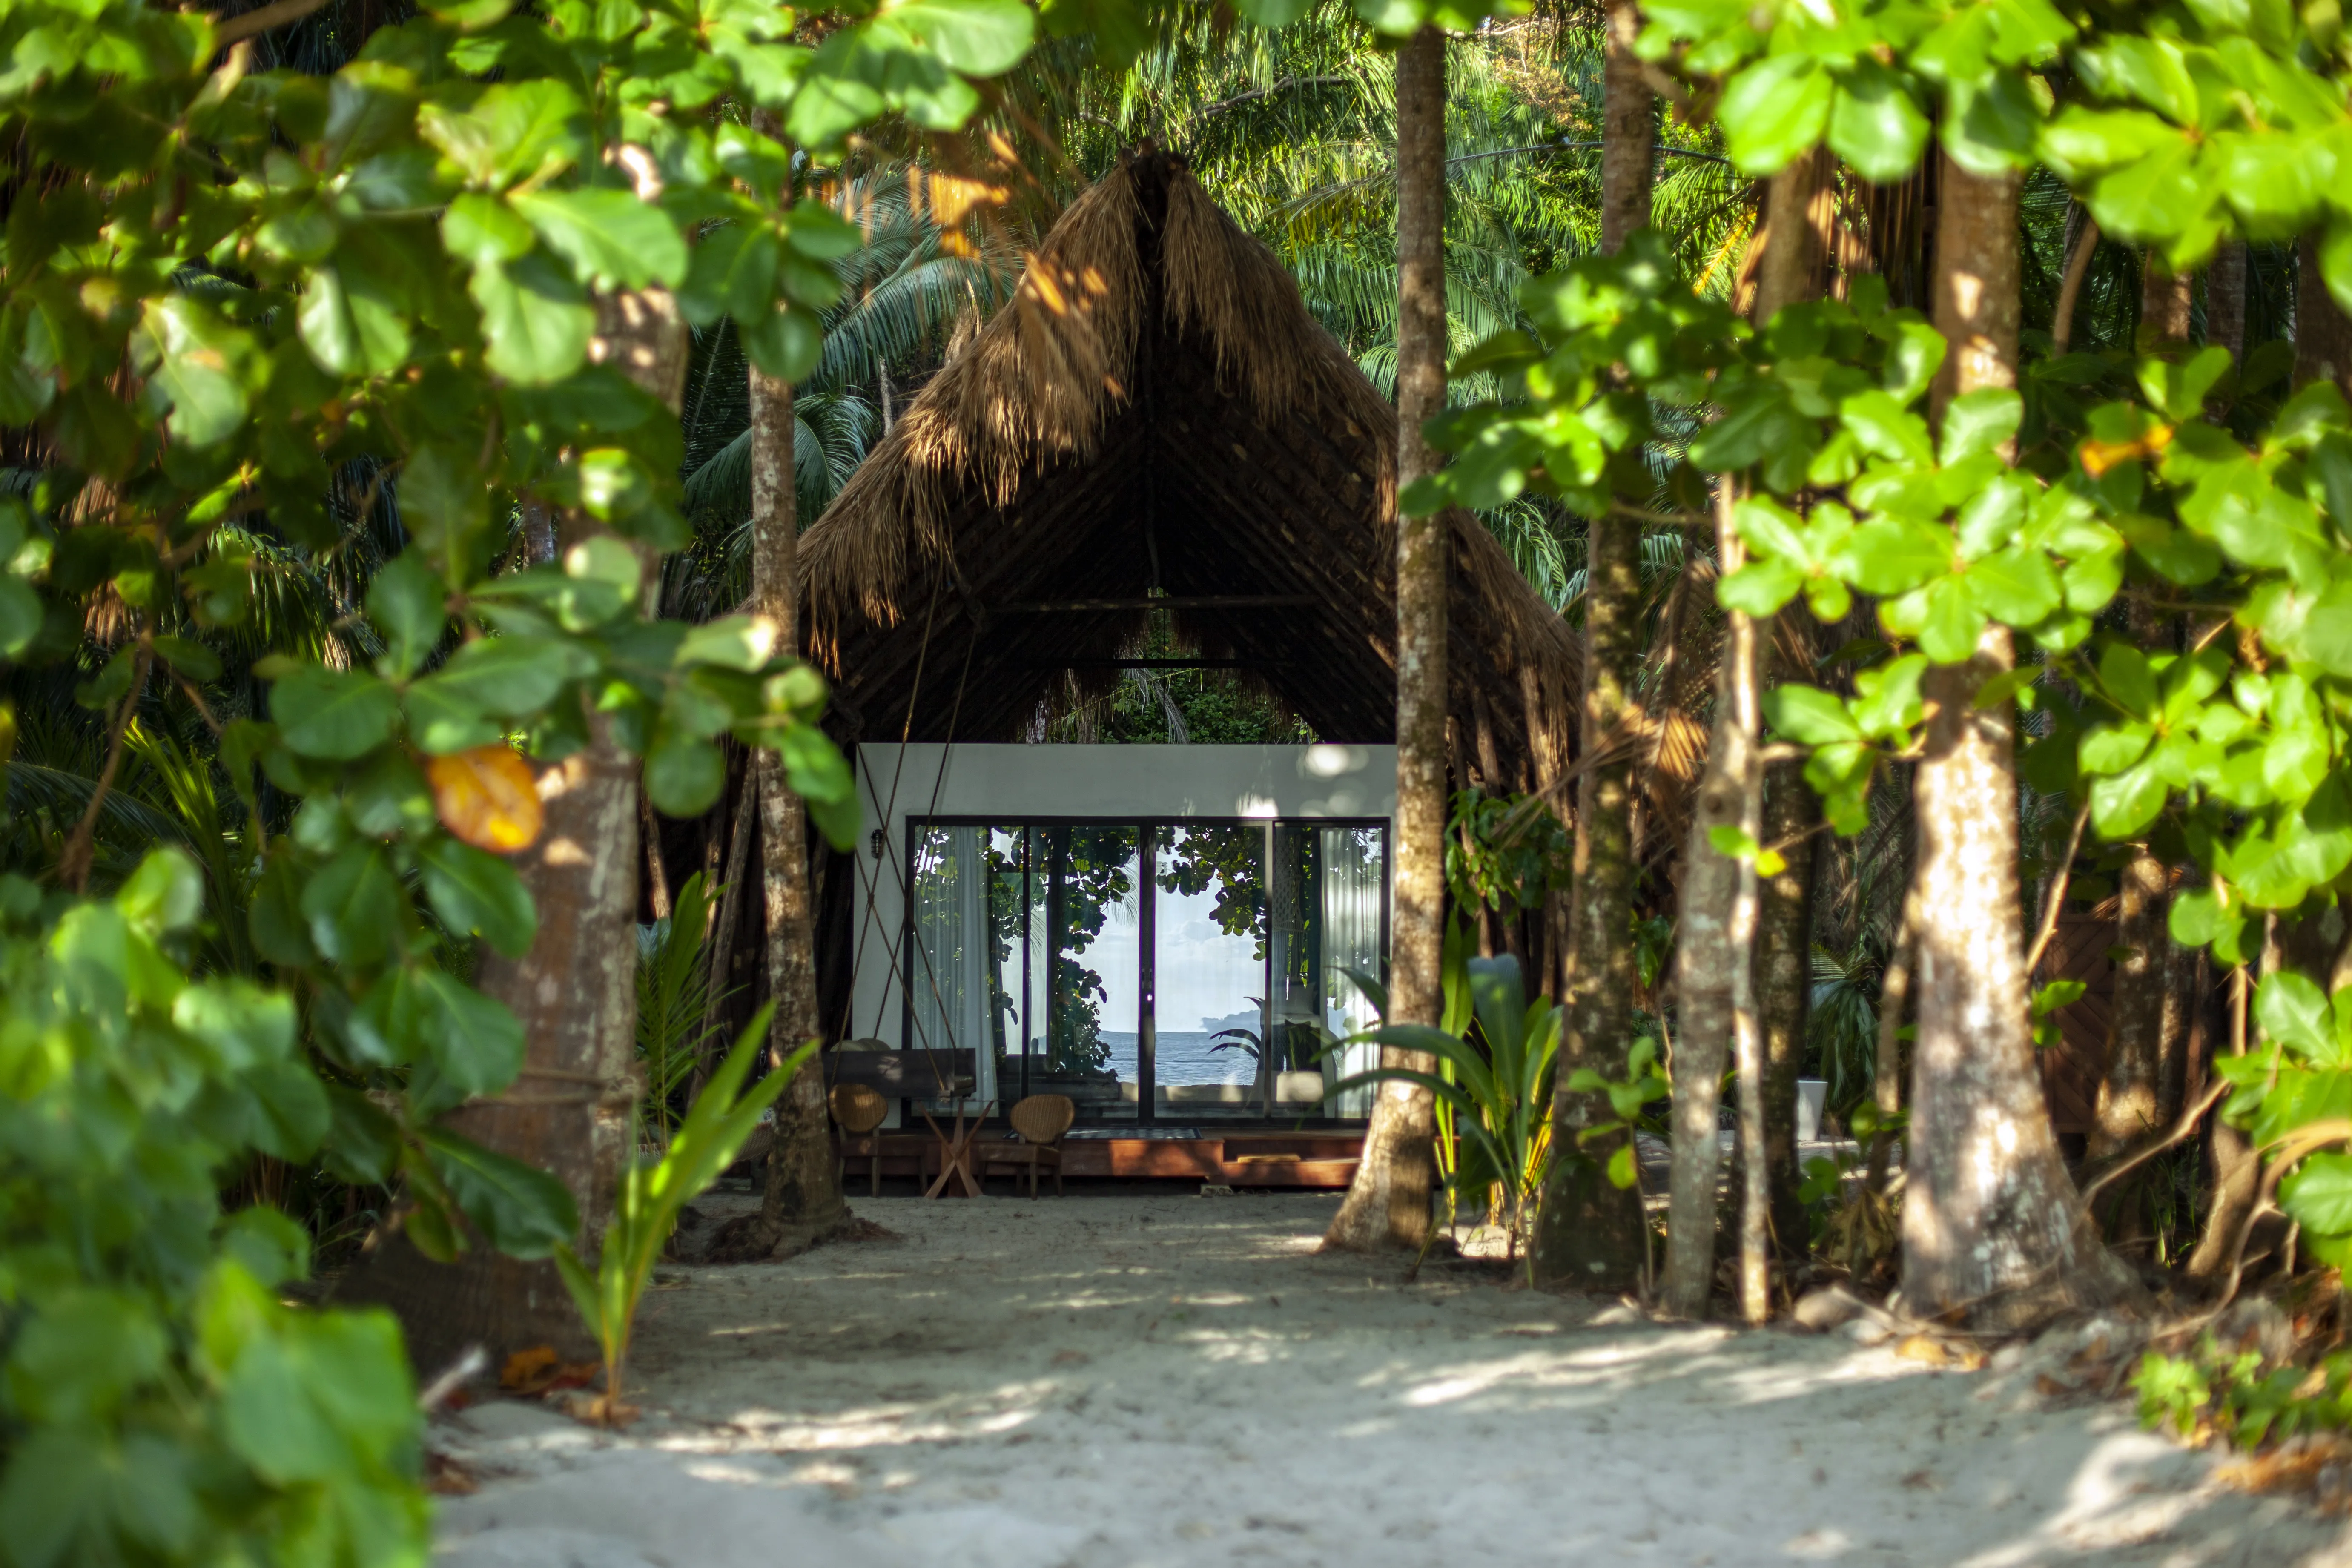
[841,743,1396,1047]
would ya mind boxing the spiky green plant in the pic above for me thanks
[558,1006,811,1423]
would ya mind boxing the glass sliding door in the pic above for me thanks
[1151,826,1269,1109]
[1319,826,1387,1116]
[907,816,1384,1122]
[1047,827,1142,1109]
[908,825,1000,1104]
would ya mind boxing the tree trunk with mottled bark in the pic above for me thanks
[1904,159,2136,1329]
[1532,462,1647,1291]
[1325,24,1446,1253]
[341,290,686,1372]
[2139,254,2194,353]
[1599,0,1652,255]
[1658,155,1820,1319]
[2088,846,2168,1240]
[1758,752,1819,1260]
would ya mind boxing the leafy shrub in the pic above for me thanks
[0,852,427,1567]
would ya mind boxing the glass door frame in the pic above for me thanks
[902,814,1392,1125]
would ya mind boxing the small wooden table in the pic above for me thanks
[921,1100,995,1198]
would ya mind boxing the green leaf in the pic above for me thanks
[2280,1152,2352,1238]
[367,552,446,679]
[1764,684,1865,745]
[1840,389,1936,466]
[141,295,253,448]
[470,254,596,386]
[422,1129,579,1256]
[1940,389,2022,464]
[2089,763,2167,839]
[412,635,585,718]
[645,728,724,817]
[269,666,399,760]
[510,188,689,292]
[1827,64,1931,184]
[2255,970,2332,1056]
[2097,642,2160,720]
[1605,1142,1638,1190]
[1719,54,1833,174]
[298,843,401,967]
[416,837,537,957]
[876,0,1036,75]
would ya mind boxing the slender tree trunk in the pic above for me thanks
[1865,894,1915,1194]
[341,291,686,1371]
[2139,254,2194,353]
[1325,24,1446,1253]
[2296,235,2352,396]
[1532,461,1647,1291]
[1658,155,1821,1319]
[1905,159,2135,1328]
[2186,966,2254,1281]
[729,359,849,1259]
[2206,241,2247,364]
[1529,0,1659,1292]
[1599,0,1652,254]
[2088,846,2167,1239]
[1757,748,1820,1260]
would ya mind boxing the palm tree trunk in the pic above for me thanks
[1325,24,1446,1253]
[1902,158,2134,1329]
[341,290,685,1372]
[739,360,849,1257]
[1599,0,1652,253]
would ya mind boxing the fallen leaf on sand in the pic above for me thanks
[426,1452,479,1496]
[499,1344,600,1396]
[1052,1349,1091,1366]
[1894,1334,1985,1370]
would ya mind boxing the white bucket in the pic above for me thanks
[1797,1079,1829,1143]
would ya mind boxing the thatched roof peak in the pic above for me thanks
[795,149,1580,780]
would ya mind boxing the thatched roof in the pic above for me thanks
[796,148,1580,778]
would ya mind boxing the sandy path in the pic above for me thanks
[435,1193,2345,1568]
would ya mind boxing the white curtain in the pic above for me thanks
[909,826,996,1104]
[1320,827,1385,1117]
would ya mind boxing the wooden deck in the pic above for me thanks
[829,1130,1364,1190]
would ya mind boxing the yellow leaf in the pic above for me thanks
[428,745,543,852]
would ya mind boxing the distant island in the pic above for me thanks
[1199,1006,1263,1036]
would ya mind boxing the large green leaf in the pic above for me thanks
[416,837,537,957]
[2280,1152,2352,1238]
[411,635,586,718]
[511,187,688,291]
[269,666,399,760]
[1720,54,1833,174]
[422,1129,579,1257]
[298,843,401,968]
[877,0,1035,74]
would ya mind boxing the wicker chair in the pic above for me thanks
[977,1094,1075,1198]
[829,1083,891,1196]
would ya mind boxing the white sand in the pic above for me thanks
[434,1193,2348,1568]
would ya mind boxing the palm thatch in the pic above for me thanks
[796,147,1578,771]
